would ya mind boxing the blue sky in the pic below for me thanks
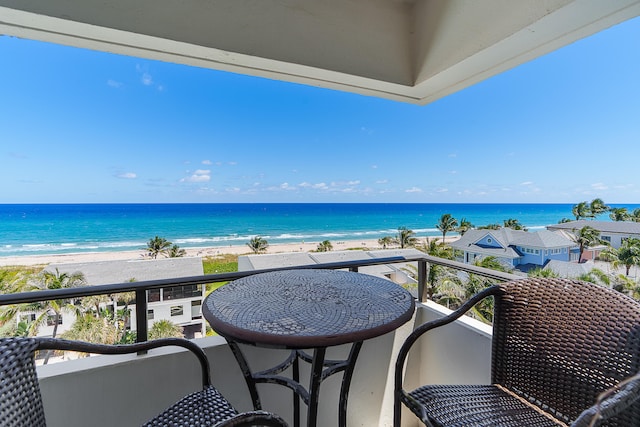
[1,16,639,204]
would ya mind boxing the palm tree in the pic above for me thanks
[396,227,417,249]
[168,244,186,258]
[571,226,603,263]
[149,319,184,340]
[631,208,640,222]
[146,236,172,259]
[378,236,394,249]
[316,240,333,252]
[477,223,501,230]
[414,238,454,300]
[503,218,527,231]
[572,201,591,220]
[609,207,631,221]
[247,236,269,254]
[473,256,509,272]
[10,269,87,363]
[61,313,118,346]
[528,268,559,278]
[456,218,474,236]
[611,238,640,276]
[436,214,458,243]
[589,198,609,218]
[577,268,611,287]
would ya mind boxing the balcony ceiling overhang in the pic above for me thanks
[1,0,639,105]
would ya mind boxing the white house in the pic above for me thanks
[23,257,206,340]
[547,220,640,249]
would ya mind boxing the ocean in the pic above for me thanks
[1,203,638,258]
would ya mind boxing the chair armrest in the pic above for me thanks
[35,337,211,388]
[217,410,289,426]
[571,371,640,427]
[394,285,502,392]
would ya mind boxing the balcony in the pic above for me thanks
[1,255,517,427]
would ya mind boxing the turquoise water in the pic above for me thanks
[1,203,638,257]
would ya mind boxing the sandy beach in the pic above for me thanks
[0,238,405,267]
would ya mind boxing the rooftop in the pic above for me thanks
[2,1,639,104]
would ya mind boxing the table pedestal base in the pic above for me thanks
[227,341,363,427]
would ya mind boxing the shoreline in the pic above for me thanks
[0,237,459,267]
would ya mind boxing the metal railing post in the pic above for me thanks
[135,289,148,344]
[417,260,427,302]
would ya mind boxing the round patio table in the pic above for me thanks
[203,268,415,427]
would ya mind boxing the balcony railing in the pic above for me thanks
[0,254,520,342]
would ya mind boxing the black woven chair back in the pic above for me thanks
[493,278,640,425]
[0,338,47,427]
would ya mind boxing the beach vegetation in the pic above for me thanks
[572,198,610,220]
[477,223,501,230]
[378,236,395,249]
[247,236,269,254]
[571,226,606,262]
[396,227,417,248]
[316,240,333,252]
[572,201,591,220]
[61,313,118,347]
[413,238,454,300]
[599,238,640,276]
[609,207,631,221]
[576,268,611,287]
[168,244,187,258]
[589,198,610,217]
[149,319,184,339]
[436,214,458,243]
[145,236,172,259]
[19,269,86,363]
[503,218,527,231]
[202,254,238,295]
[473,256,510,272]
[527,268,559,278]
[456,218,474,236]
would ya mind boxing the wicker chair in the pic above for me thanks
[394,278,640,427]
[0,337,288,427]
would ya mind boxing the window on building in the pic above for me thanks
[46,314,63,326]
[601,235,611,243]
[163,284,201,300]
[191,300,202,320]
[20,313,36,323]
[170,306,184,317]
[147,309,154,320]
[147,289,160,302]
[487,238,492,243]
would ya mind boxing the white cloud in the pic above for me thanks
[202,160,212,165]
[141,72,153,86]
[591,182,608,190]
[116,172,137,179]
[520,181,534,186]
[180,169,210,183]
[436,188,448,193]
[107,79,123,88]
[406,187,423,193]
[313,183,328,190]
[376,179,388,184]
[347,180,360,186]
[371,165,378,169]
